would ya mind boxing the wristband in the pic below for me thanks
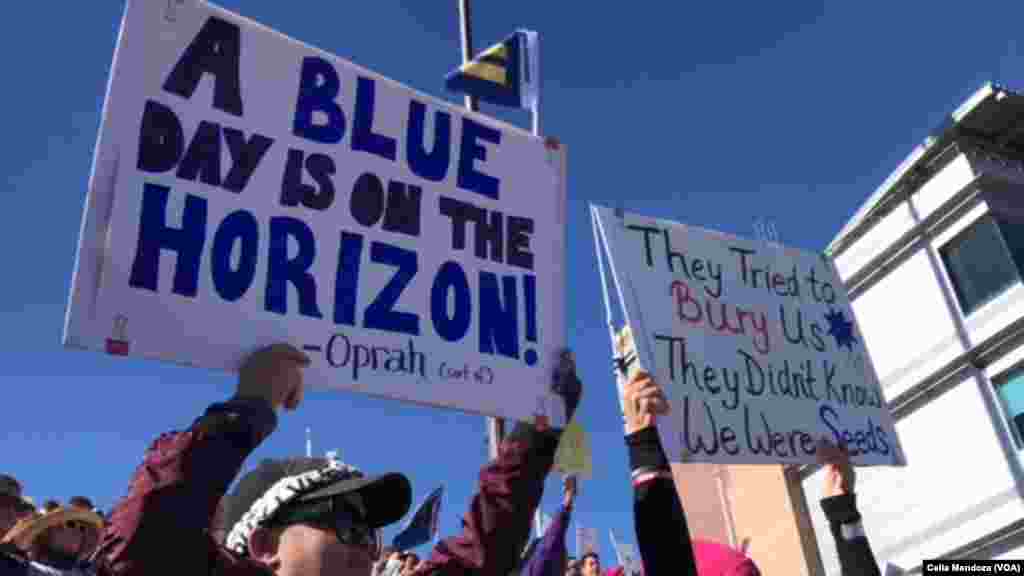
[840,521,866,541]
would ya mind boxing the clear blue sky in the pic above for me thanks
[2,0,1022,564]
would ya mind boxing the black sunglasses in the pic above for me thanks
[269,497,381,556]
[65,521,92,533]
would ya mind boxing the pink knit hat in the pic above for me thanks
[602,539,760,576]
[692,539,761,576]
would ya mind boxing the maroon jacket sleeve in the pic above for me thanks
[414,422,561,576]
[93,398,277,576]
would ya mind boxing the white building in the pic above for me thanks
[801,83,1024,574]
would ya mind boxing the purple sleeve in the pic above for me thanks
[522,505,571,576]
[93,398,276,576]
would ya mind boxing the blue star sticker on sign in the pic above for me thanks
[825,309,857,350]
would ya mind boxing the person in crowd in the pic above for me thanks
[578,552,600,576]
[520,475,577,576]
[690,539,759,576]
[614,326,881,576]
[564,557,580,576]
[87,343,581,576]
[1,501,104,575]
[209,497,228,545]
[614,362,762,576]
[817,438,881,576]
[68,498,93,512]
[613,326,699,576]
[385,549,406,576]
[0,474,35,537]
[516,537,541,574]
[67,497,102,561]
[399,552,420,575]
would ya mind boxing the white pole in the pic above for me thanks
[458,0,505,461]
[527,30,541,137]
[305,427,312,458]
[457,0,479,113]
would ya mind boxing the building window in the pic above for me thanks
[995,368,1024,449]
[940,212,1024,315]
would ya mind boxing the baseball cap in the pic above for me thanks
[221,457,411,555]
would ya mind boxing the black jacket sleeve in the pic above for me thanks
[820,493,881,576]
[627,427,698,576]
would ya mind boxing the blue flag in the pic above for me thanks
[445,30,538,110]
[392,486,444,551]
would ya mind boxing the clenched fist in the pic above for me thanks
[236,343,311,412]
[816,437,855,497]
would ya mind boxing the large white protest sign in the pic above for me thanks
[591,205,905,466]
[64,0,568,423]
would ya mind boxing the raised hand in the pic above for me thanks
[816,437,855,497]
[236,343,311,412]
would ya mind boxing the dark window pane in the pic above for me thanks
[994,213,1024,273]
[996,369,1024,449]
[940,215,1019,314]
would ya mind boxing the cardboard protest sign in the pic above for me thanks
[64,0,568,423]
[591,205,905,466]
[554,419,593,479]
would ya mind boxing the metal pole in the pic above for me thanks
[458,0,502,458]
[458,0,479,113]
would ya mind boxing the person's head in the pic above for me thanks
[0,474,32,535]
[565,557,581,576]
[16,498,37,522]
[66,496,101,557]
[35,522,86,561]
[219,457,411,576]
[68,497,93,511]
[3,504,103,565]
[579,552,600,576]
[42,500,60,513]
[692,539,761,576]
